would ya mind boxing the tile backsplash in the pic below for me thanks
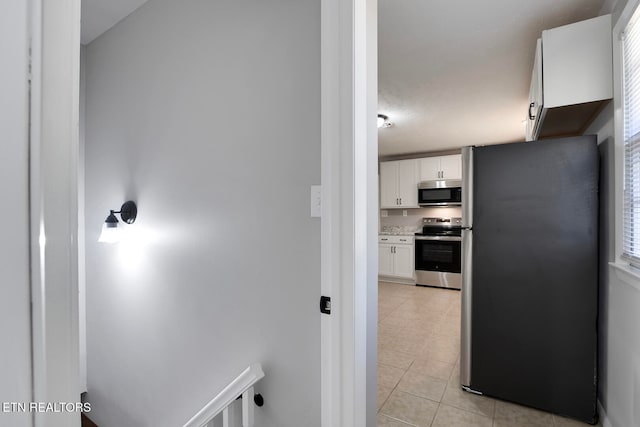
[380,207,462,231]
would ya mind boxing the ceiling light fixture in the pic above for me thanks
[98,201,138,243]
[377,114,392,128]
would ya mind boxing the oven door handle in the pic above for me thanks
[415,235,462,242]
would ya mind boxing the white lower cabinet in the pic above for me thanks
[378,243,395,276]
[378,235,414,280]
[393,244,414,278]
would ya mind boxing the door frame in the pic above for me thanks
[30,0,376,425]
[29,0,82,425]
[320,0,378,426]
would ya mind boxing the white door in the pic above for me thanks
[440,154,462,180]
[378,244,395,276]
[527,38,543,140]
[380,161,399,208]
[393,245,415,279]
[397,159,418,207]
[419,157,441,181]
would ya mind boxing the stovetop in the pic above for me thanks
[415,217,463,237]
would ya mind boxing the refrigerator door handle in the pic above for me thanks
[461,146,473,228]
[460,228,473,388]
[460,145,473,389]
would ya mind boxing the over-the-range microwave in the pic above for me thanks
[418,180,462,206]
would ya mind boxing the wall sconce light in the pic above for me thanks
[377,114,392,128]
[98,201,137,243]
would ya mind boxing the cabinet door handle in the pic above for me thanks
[529,102,535,120]
[399,198,402,204]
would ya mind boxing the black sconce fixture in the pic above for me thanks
[98,201,137,243]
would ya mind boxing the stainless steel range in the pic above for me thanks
[414,217,462,290]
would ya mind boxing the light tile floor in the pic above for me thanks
[377,281,601,427]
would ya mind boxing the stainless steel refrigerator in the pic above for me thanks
[460,136,599,424]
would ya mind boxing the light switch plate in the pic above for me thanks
[380,210,388,217]
[310,185,321,218]
[403,210,407,217]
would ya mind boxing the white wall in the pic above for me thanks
[83,1,320,426]
[584,3,640,425]
[380,207,462,230]
[0,2,33,426]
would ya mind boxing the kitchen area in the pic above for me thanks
[379,153,463,290]
[377,3,609,426]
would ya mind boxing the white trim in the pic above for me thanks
[354,0,378,424]
[609,261,640,291]
[320,0,341,424]
[378,276,415,285]
[320,0,377,425]
[29,0,81,425]
[182,364,264,427]
[613,0,640,264]
[78,45,87,394]
[598,399,613,427]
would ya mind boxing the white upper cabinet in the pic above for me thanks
[419,154,462,181]
[380,155,461,209]
[439,155,462,180]
[380,159,419,208]
[397,160,418,207]
[419,157,441,181]
[380,161,399,208]
[528,14,612,140]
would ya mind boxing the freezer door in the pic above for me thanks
[470,136,598,424]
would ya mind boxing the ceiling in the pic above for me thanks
[81,0,606,155]
[378,0,607,156]
[81,0,149,44]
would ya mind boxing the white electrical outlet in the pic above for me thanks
[403,210,407,217]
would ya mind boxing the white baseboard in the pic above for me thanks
[378,275,416,285]
[598,400,612,427]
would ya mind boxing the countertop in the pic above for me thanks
[379,226,419,236]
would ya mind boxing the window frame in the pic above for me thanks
[615,0,640,268]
